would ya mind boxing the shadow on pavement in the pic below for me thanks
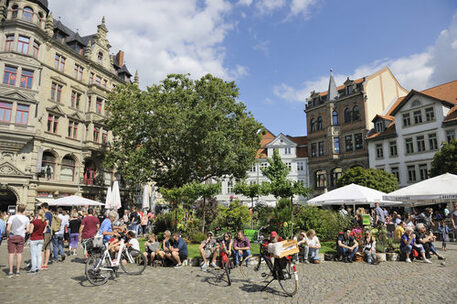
[71,257,86,264]
[238,281,287,297]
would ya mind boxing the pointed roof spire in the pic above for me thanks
[134,70,139,85]
[328,68,338,101]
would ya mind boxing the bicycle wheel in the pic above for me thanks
[224,259,231,286]
[120,249,147,275]
[240,255,272,283]
[85,255,110,286]
[278,260,298,297]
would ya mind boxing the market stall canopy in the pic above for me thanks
[307,183,400,206]
[384,173,457,204]
[45,195,104,207]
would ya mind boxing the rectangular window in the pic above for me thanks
[318,141,324,156]
[375,121,384,133]
[416,135,425,152]
[3,66,17,85]
[15,104,29,125]
[74,64,83,80]
[17,36,30,54]
[297,161,304,171]
[75,44,83,55]
[5,34,14,51]
[286,162,292,170]
[260,162,268,170]
[311,143,317,157]
[333,137,340,154]
[87,97,92,112]
[227,180,233,194]
[376,144,383,158]
[51,82,63,102]
[407,165,416,182]
[47,114,59,133]
[20,69,33,89]
[284,147,291,155]
[446,129,455,142]
[95,76,101,86]
[345,135,353,152]
[93,127,100,142]
[428,133,438,150]
[354,133,363,150]
[389,141,398,157]
[405,138,414,154]
[413,110,422,124]
[391,167,399,182]
[403,113,411,127]
[54,54,65,71]
[71,91,81,109]
[0,101,12,122]
[68,120,78,139]
[102,130,108,144]
[419,164,428,181]
[89,73,94,84]
[103,79,107,89]
[425,107,435,121]
[96,98,103,114]
[249,165,256,173]
[56,32,65,44]
[32,40,40,58]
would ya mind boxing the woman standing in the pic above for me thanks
[28,209,47,273]
[69,212,81,255]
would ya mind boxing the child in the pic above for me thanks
[126,231,140,251]
[438,220,450,252]
[143,233,160,265]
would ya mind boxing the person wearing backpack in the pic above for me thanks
[40,204,53,270]
[52,208,68,263]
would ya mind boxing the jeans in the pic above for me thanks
[337,246,358,260]
[52,234,65,261]
[364,249,376,264]
[129,224,138,236]
[234,249,251,266]
[309,248,320,261]
[30,240,44,271]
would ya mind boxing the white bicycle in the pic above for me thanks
[85,235,146,286]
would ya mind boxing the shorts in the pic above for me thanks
[8,235,25,254]
[179,253,188,261]
[205,249,213,259]
[42,233,52,251]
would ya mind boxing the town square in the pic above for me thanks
[1,1,457,303]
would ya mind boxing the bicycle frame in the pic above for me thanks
[96,239,134,271]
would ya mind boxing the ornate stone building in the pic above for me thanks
[0,0,134,211]
[305,67,407,195]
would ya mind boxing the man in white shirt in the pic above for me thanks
[52,208,69,262]
[6,204,30,277]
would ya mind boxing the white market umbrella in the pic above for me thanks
[47,195,104,207]
[112,181,122,210]
[307,183,400,207]
[150,185,156,213]
[105,186,113,209]
[384,173,457,205]
[142,185,150,210]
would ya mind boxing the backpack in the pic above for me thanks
[51,214,62,233]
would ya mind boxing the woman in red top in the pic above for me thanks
[28,209,47,273]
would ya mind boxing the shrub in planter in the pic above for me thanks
[188,231,207,244]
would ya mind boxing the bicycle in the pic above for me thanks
[85,234,146,286]
[208,235,234,286]
[240,228,298,297]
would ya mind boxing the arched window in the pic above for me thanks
[41,151,56,180]
[23,7,34,22]
[98,52,103,64]
[352,105,360,121]
[332,110,338,125]
[344,108,351,123]
[11,5,19,18]
[310,118,316,132]
[317,116,323,130]
[331,168,343,187]
[61,155,76,181]
[315,170,327,188]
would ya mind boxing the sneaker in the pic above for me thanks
[182,260,188,266]
[201,262,208,270]
[61,255,66,262]
[40,265,48,270]
[7,272,14,278]
[210,262,218,268]
[424,259,432,264]
[27,270,37,274]
[304,260,310,264]
[406,258,412,263]
[15,272,20,276]
[174,264,183,269]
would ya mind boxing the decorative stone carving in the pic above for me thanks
[0,162,24,176]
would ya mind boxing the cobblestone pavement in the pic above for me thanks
[1,243,456,304]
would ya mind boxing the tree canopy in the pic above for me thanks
[105,74,263,188]
[430,140,457,177]
[336,167,398,193]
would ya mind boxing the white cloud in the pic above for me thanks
[49,0,246,87]
[255,0,287,15]
[289,0,320,18]
[274,11,457,103]
[238,0,254,6]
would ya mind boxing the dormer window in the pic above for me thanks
[75,44,83,55]
[346,85,354,95]
[98,52,103,65]
[23,7,34,22]
[55,32,66,44]
[375,121,384,133]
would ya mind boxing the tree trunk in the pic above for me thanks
[290,196,294,239]
[201,196,206,233]
[251,197,254,229]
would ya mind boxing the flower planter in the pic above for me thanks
[386,252,398,261]
[376,253,386,262]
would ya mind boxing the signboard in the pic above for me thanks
[7,205,16,215]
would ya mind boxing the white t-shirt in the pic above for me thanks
[307,236,319,247]
[129,238,140,251]
[57,214,69,235]
[7,214,30,237]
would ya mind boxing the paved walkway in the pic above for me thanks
[1,243,456,304]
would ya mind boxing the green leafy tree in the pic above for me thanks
[105,74,263,188]
[211,200,251,232]
[336,167,398,193]
[233,182,266,208]
[431,140,457,176]
[185,182,221,232]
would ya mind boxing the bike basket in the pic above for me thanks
[267,240,299,258]
[92,235,104,248]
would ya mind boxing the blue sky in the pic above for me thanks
[50,0,457,136]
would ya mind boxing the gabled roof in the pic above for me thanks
[443,105,457,124]
[371,114,394,123]
[118,65,132,77]
[317,78,364,97]
[367,121,396,140]
[67,32,85,45]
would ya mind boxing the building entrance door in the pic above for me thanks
[0,188,17,212]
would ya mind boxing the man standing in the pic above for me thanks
[338,206,348,217]
[6,204,30,277]
[337,229,359,263]
[233,230,251,266]
[40,203,53,270]
[52,208,68,262]
[374,203,385,226]
[79,208,100,259]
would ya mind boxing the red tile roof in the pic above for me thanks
[318,78,364,97]
[367,121,396,140]
[443,105,457,124]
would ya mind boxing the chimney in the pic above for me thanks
[116,50,124,67]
